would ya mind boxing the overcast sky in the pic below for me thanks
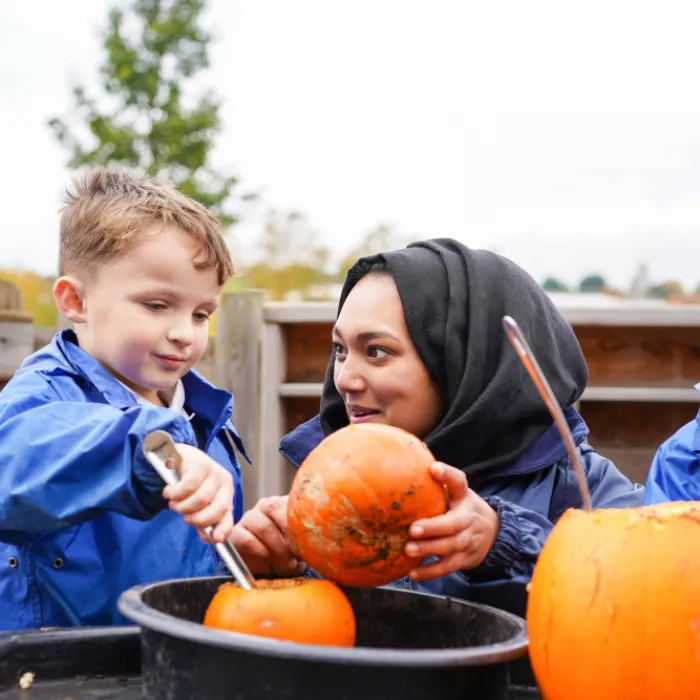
[2,1,699,290]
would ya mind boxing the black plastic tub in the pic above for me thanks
[0,626,142,698]
[118,576,530,700]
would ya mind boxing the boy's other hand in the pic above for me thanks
[162,443,234,543]
[230,496,304,577]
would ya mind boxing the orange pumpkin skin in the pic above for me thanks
[203,577,356,647]
[527,502,700,700]
[287,423,447,588]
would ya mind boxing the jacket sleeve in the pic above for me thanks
[467,439,645,583]
[0,376,197,539]
[465,495,552,583]
[643,424,700,505]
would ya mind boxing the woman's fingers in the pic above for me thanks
[405,529,472,559]
[430,462,468,502]
[410,503,472,539]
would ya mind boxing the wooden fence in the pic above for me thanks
[214,294,700,504]
[5,290,700,506]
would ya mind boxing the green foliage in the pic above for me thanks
[579,274,606,293]
[334,224,409,281]
[47,0,247,227]
[0,272,57,327]
[542,277,568,292]
[239,210,334,301]
[649,280,684,299]
[237,216,414,300]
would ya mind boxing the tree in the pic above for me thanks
[47,0,247,227]
[579,274,606,293]
[649,280,685,300]
[256,210,331,272]
[241,210,334,301]
[542,277,568,292]
[335,224,408,281]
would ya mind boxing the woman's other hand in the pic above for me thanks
[404,462,499,580]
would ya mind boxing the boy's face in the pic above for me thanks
[72,225,223,405]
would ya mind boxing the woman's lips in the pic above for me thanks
[348,406,381,424]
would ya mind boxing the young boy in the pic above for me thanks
[0,170,296,630]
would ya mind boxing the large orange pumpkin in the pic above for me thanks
[203,577,356,647]
[527,501,700,700]
[287,423,447,587]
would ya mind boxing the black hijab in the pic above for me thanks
[319,238,588,479]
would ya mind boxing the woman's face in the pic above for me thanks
[332,273,444,439]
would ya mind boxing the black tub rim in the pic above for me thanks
[117,576,529,668]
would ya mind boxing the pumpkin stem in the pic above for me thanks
[502,316,593,512]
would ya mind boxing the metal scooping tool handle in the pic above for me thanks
[502,315,593,512]
[142,430,258,590]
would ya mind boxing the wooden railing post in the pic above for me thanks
[257,320,288,498]
[0,281,34,390]
[214,289,265,507]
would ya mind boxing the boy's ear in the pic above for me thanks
[53,276,87,324]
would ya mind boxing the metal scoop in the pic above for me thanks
[142,430,258,589]
[502,315,592,512]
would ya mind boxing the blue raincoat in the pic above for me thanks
[280,410,644,619]
[0,330,246,630]
[644,390,700,504]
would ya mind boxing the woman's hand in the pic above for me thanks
[229,495,305,577]
[404,462,500,581]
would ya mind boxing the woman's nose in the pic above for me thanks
[335,361,366,394]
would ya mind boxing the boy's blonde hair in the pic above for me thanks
[59,169,235,284]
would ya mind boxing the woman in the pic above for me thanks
[236,238,644,617]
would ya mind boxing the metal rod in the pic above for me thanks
[142,430,258,589]
[502,316,593,512]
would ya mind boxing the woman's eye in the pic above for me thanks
[333,342,347,359]
[367,346,389,360]
[144,302,167,312]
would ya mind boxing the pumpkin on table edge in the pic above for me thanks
[286,423,447,588]
[203,577,356,647]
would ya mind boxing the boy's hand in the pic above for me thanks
[230,495,304,577]
[162,443,234,543]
